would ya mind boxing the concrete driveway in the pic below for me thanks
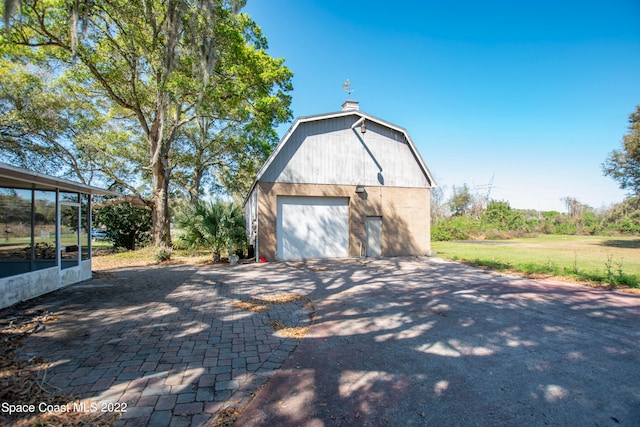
[3,257,640,426]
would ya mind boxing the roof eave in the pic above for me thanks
[0,162,119,196]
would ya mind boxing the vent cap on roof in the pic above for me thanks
[341,99,359,111]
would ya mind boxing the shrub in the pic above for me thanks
[175,200,246,261]
[155,246,172,262]
[94,202,152,250]
[602,197,640,234]
[482,200,527,232]
[432,216,480,241]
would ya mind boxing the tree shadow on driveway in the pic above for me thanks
[237,257,640,426]
[3,257,639,426]
[1,263,315,426]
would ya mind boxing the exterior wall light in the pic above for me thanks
[360,120,366,133]
[355,185,365,194]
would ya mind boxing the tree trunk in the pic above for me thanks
[152,159,172,247]
[149,95,172,247]
[188,167,203,204]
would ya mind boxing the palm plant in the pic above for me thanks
[176,200,246,262]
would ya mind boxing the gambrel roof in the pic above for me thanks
[259,109,434,182]
[249,105,435,206]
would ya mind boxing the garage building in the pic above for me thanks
[243,100,435,261]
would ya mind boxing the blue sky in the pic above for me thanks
[243,0,640,212]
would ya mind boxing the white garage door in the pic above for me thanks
[277,197,349,260]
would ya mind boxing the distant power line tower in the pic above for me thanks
[485,174,495,201]
[474,174,495,208]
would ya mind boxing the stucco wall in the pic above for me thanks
[256,182,430,260]
[0,262,92,310]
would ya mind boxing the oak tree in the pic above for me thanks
[1,0,292,247]
[603,105,640,196]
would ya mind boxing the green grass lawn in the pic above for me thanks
[432,235,640,288]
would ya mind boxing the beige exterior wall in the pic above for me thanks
[256,182,430,260]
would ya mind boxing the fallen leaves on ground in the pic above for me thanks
[0,311,119,427]
[91,248,214,271]
[231,294,313,339]
[265,320,309,339]
[8,410,121,427]
[210,406,244,427]
[265,319,287,330]
[230,294,306,313]
[258,294,306,304]
[230,300,271,313]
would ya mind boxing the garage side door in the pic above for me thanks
[277,197,349,260]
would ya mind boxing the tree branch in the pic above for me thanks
[93,194,152,209]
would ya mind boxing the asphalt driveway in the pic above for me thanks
[3,257,640,426]
[236,257,640,426]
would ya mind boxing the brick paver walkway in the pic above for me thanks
[3,257,640,426]
[6,262,316,426]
